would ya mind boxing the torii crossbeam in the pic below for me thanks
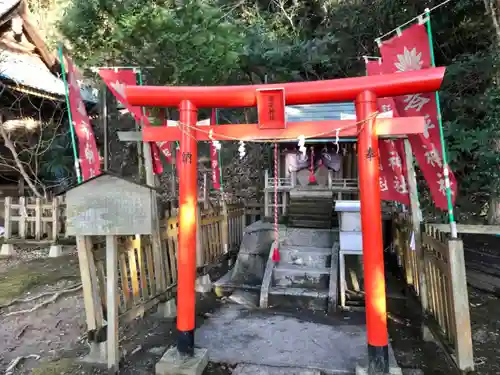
[125,67,445,375]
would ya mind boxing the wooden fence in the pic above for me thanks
[1,196,66,243]
[77,201,248,368]
[393,214,474,372]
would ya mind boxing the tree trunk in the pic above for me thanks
[0,117,43,198]
[485,0,500,224]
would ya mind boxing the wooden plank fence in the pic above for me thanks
[392,214,474,372]
[77,201,250,366]
[1,196,66,243]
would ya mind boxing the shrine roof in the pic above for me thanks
[57,171,159,195]
[0,0,98,102]
[0,50,97,102]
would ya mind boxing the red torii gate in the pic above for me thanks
[126,67,445,374]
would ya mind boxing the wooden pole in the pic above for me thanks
[355,90,389,374]
[404,140,428,310]
[177,100,198,356]
[106,235,119,372]
[102,84,109,170]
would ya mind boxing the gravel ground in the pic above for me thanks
[1,235,500,375]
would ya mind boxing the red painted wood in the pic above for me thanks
[356,90,388,347]
[177,100,198,333]
[256,88,286,129]
[142,117,425,142]
[125,67,445,108]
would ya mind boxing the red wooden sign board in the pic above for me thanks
[256,88,286,129]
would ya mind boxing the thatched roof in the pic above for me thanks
[0,0,97,102]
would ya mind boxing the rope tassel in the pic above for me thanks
[273,142,280,263]
[309,146,317,184]
[272,246,280,262]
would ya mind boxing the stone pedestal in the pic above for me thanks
[155,347,209,375]
[49,245,64,257]
[0,243,15,256]
[156,299,177,319]
[195,274,212,293]
[80,342,107,365]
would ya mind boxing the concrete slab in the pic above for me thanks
[196,304,399,374]
[355,364,402,375]
[155,347,208,375]
[233,364,321,375]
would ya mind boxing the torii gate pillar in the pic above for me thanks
[177,100,198,355]
[356,90,389,373]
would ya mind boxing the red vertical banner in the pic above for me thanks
[64,53,100,180]
[98,69,163,174]
[157,109,173,164]
[210,109,221,190]
[366,60,409,205]
[379,23,457,210]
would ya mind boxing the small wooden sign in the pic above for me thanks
[65,173,153,236]
[256,88,286,129]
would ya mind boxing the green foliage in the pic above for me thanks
[58,0,500,219]
[59,0,245,84]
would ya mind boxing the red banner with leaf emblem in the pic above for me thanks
[98,69,163,174]
[64,53,100,181]
[379,23,457,210]
[210,109,221,190]
[366,60,409,205]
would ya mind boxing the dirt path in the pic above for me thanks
[1,237,500,374]
[0,250,86,374]
[0,250,234,375]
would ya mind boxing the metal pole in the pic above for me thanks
[425,9,457,238]
[177,100,198,356]
[101,84,109,170]
[136,70,146,182]
[356,90,389,374]
[58,45,82,183]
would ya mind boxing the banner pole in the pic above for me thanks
[58,45,82,183]
[136,69,146,182]
[425,9,458,238]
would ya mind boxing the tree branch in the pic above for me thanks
[0,115,44,197]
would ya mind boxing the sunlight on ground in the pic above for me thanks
[31,359,76,375]
[0,255,80,305]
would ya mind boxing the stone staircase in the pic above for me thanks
[288,189,334,229]
[260,227,339,312]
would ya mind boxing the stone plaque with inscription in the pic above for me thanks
[65,173,153,236]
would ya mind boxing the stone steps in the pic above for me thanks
[287,194,333,230]
[288,203,333,215]
[268,287,329,311]
[281,228,336,248]
[261,228,339,313]
[278,245,331,267]
[288,219,332,229]
[273,264,331,289]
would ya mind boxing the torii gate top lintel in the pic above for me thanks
[125,67,445,108]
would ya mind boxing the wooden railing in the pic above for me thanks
[330,178,358,191]
[392,214,474,372]
[243,201,264,226]
[77,201,250,366]
[1,196,66,242]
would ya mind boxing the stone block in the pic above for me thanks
[49,245,64,257]
[80,342,107,365]
[195,274,212,293]
[355,364,402,375]
[155,347,209,375]
[156,299,177,319]
[0,243,15,256]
